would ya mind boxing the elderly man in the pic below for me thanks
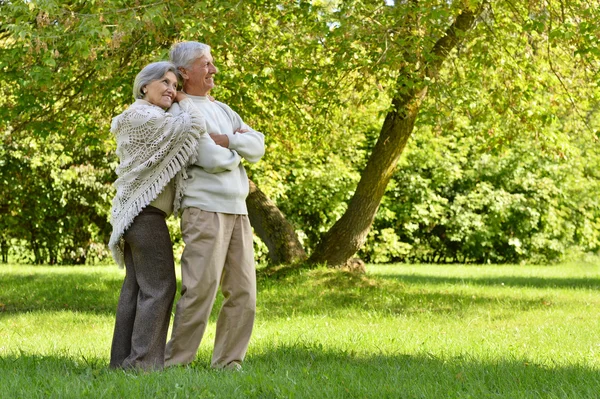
[165,41,265,370]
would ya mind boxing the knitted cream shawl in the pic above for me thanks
[108,99,205,267]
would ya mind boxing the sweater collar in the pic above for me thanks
[183,92,211,102]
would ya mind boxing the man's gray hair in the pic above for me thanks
[132,61,178,100]
[169,41,211,69]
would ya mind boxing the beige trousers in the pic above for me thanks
[165,208,256,368]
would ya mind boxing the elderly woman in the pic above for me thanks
[107,61,204,370]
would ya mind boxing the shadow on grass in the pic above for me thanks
[375,273,600,290]
[1,268,558,318]
[1,348,599,398]
[0,272,123,314]
[258,286,549,319]
[256,269,555,319]
[246,344,600,398]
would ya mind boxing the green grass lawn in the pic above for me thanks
[1,262,599,398]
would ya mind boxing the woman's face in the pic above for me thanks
[143,71,178,109]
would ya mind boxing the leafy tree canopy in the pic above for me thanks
[1,0,599,264]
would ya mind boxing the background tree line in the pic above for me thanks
[1,0,599,266]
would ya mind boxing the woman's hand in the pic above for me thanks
[175,91,187,103]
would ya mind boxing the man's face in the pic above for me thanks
[181,53,218,96]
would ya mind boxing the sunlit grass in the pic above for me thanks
[1,262,599,398]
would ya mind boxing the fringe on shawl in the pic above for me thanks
[108,121,201,268]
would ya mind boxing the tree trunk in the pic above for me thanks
[0,239,7,263]
[309,6,482,268]
[246,179,307,265]
[308,93,423,267]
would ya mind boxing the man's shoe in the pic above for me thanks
[223,361,242,371]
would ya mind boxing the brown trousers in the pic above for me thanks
[110,206,176,370]
[165,208,256,368]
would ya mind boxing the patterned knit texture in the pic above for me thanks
[109,99,205,267]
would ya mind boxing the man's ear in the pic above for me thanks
[178,67,188,79]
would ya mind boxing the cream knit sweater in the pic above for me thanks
[170,95,265,215]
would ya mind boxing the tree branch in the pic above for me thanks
[426,3,487,78]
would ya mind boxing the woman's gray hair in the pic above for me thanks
[169,41,211,69]
[132,61,178,100]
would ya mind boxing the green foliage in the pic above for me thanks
[2,0,375,263]
[1,1,599,264]
[361,128,600,264]
[356,1,600,264]
[0,150,113,264]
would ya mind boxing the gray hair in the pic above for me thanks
[132,61,178,100]
[169,41,211,69]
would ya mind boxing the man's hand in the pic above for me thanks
[210,127,250,148]
[210,134,229,148]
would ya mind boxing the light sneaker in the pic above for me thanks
[223,361,242,371]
